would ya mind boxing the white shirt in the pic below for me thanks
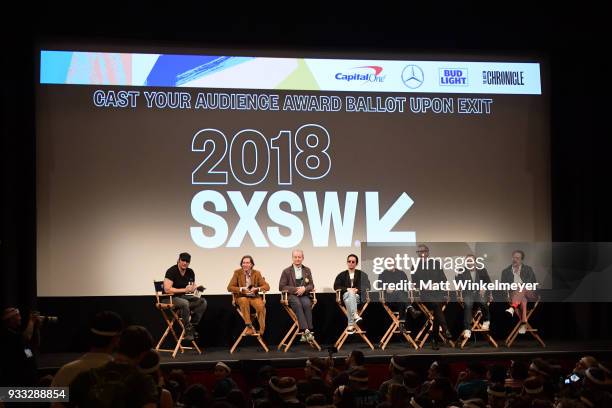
[294,266,303,280]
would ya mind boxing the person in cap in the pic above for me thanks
[51,311,123,388]
[213,361,238,400]
[349,367,379,408]
[0,306,40,386]
[279,249,317,343]
[163,252,207,342]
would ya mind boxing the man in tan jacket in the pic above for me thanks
[227,255,270,335]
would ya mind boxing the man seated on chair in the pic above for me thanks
[456,254,492,339]
[163,252,207,342]
[279,249,316,343]
[411,244,453,349]
[501,249,538,335]
[227,255,270,335]
[333,254,371,335]
[379,267,422,333]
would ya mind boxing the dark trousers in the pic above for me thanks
[167,295,207,327]
[463,293,490,329]
[425,302,448,336]
[288,294,313,331]
[388,303,408,321]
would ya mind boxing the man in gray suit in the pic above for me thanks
[279,249,315,343]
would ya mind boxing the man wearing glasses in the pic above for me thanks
[333,254,371,334]
[411,244,453,349]
[163,252,207,342]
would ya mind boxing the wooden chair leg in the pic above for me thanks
[230,327,248,354]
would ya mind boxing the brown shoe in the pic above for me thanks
[245,326,256,335]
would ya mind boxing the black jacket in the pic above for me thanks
[333,269,371,297]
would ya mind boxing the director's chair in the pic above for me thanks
[505,294,545,348]
[153,281,202,358]
[456,291,498,349]
[413,291,455,348]
[378,290,418,350]
[230,292,270,354]
[278,290,321,352]
[334,289,374,351]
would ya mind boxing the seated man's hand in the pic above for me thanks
[296,286,306,296]
[251,287,260,294]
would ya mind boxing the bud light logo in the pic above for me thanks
[439,68,468,86]
[335,66,386,83]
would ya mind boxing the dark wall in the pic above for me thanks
[2,13,610,347]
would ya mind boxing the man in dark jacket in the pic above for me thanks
[411,244,452,349]
[501,250,538,334]
[333,254,371,334]
[455,254,492,339]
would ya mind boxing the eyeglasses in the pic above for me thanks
[347,260,357,264]
[416,250,428,253]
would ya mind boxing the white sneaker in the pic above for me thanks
[518,323,527,334]
[505,307,515,316]
[481,321,490,330]
[353,314,363,323]
[462,329,471,339]
[346,326,355,334]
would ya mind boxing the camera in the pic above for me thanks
[32,311,59,324]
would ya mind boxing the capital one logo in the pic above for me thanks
[401,65,424,89]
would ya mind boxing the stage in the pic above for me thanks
[38,339,612,372]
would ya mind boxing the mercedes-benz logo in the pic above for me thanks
[401,65,424,89]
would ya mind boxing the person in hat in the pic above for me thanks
[379,355,408,401]
[349,366,379,408]
[269,376,302,407]
[69,325,159,407]
[279,249,317,343]
[0,306,40,386]
[456,362,488,401]
[227,255,271,335]
[139,349,173,408]
[163,252,207,342]
[212,361,238,400]
[298,357,331,402]
[51,311,123,388]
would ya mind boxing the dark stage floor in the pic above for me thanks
[38,339,612,372]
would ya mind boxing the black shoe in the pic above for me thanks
[431,339,440,350]
[183,331,194,342]
[444,329,453,340]
[399,322,406,333]
[407,306,422,319]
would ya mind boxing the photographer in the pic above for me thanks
[0,307,41,386]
